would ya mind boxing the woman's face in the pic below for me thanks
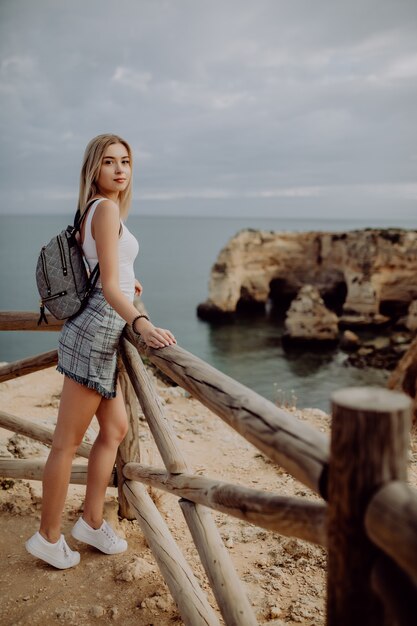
[96,142,131,199]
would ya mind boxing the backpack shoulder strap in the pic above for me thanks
[74,199,101,285]
[74,199,98,231]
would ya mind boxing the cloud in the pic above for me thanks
[377,53,417,81]
[0,54,36,93]
[0,0,416,218]
[163,79,254,110]
[112,67,152,92]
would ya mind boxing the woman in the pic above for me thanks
[26,134,176,569]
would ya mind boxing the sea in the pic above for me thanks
[1,214,415,412]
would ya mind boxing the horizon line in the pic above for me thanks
[0,212,416,222]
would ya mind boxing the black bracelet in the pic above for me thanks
[132,314,150,335]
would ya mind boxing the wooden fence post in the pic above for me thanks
[326,386,411,626]
[180,499,257,626]
[119,336,188,474]
[365,481,417,585]
[116,354,141,519]
[123,481,221,626]
[371,555,417,626]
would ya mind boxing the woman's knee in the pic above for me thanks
[50,437,80,457]
[96,391,129,445]
[99,416,128,446]
[112,418,129,444]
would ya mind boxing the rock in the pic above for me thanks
[7,433,50,458]
[364,336,391,350]
[388,335,417,423]
[197,300,235,322]
[281,537,310,559]
[284,285,339,343]
[197,228,417,325]
[55,607,76,621]
[269,605,282,618]
[115,556,155,582]
[142,595,174,613]
[406,300,417,332]
[392,332,411,345]
[357,346,374,356]
[346,328,412,372]
[0,478,15,490]
[339,311,390,327]
[393,343,410,354]
[155,596,171,611]
[110,607,119,619]
[90,605,105,618]
[340,329,360,351]
[348,345,402,371]
[0,443,14,459]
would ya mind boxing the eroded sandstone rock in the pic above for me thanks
[340,330,360,351]
[115,556,156,582]
[284,285,339,342]
[198,228,417,325]
[388,336,417,422]
[406,300,417,333]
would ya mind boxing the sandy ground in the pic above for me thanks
[0,367,416,626]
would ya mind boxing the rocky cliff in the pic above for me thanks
[283,285,339,343]
[388,337,417,423]
[197,228,417,325]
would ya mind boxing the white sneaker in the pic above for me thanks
[71,517,128,555]
[25,532,80,569]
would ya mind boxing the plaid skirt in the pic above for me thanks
[56,289,126,399]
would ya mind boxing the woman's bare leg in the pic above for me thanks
[39,376,102,543]
[82,382,128,528]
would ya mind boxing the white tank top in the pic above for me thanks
[82,198,139,301]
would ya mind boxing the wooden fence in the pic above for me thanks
[0,310,417,626]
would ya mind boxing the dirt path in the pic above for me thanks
[1,368,415,625]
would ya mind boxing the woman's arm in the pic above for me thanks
[93,200,175,348]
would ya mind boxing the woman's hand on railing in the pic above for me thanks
[136,319,176,349]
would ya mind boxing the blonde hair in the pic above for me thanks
[78,134,133,219]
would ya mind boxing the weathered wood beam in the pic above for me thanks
[0,459,115,486]
[0,350,58,383]
[123,480,221,626]
[327,387,411,626]
[365,481,417,586]
[0,311,64,331]
[119,337,188,474]
[0,409,92,459]
[123,462,327,545]
[120,339,258,624]
[180,500,258,626]
[116,355,141,519]
[124,327,329,495]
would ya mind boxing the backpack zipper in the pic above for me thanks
[42,290,67,302]
[40,248,51,296]
[56,235,68,276]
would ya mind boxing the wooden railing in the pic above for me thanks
[0,311,416,626]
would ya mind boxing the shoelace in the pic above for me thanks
[102,523,117,544]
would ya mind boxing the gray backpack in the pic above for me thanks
[36,200,100,324]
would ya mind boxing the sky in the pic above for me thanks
[0,0,416,219]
